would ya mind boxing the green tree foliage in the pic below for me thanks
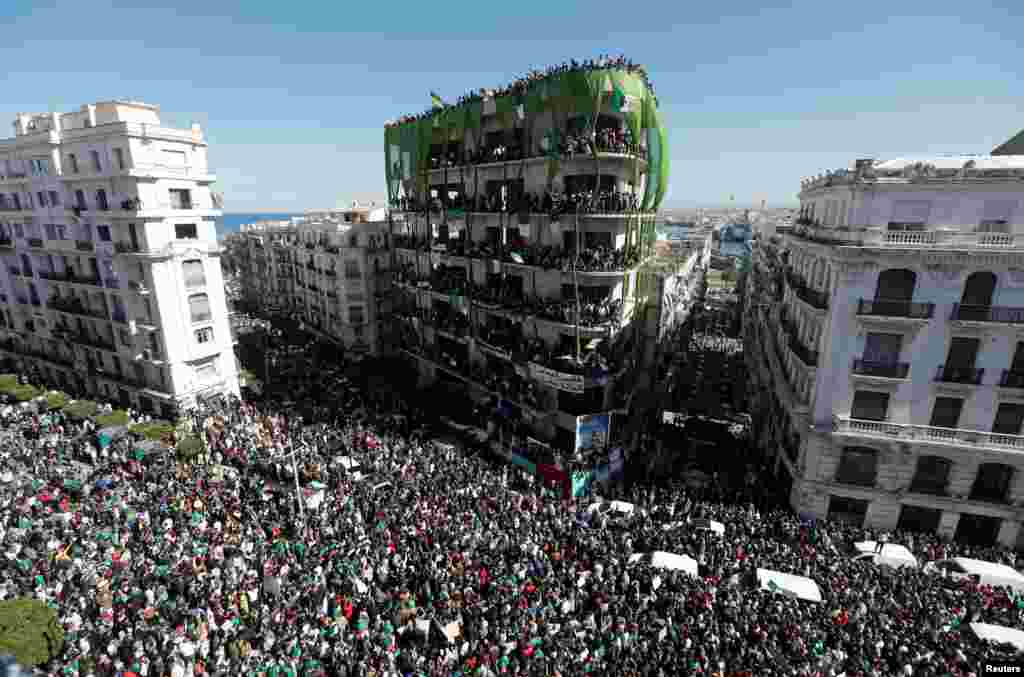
[61,400,99,420]
[94,410,130,428]
[44,392,68,411]
[0,598,65,667]
[129,420,175,441]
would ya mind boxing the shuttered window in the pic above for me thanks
[188,293,211,324]
[183,260,206,289]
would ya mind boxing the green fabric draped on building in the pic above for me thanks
[384,68,669,212]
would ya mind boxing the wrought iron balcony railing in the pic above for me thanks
[934,364,985,385]
[857,298,935,319]
[852,358,910,379]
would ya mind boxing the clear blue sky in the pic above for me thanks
[3,0,1022,212]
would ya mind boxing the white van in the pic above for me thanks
[628,551,699,578]
[757,568,823,603]
[970,622,1024,652]
[852,541,918,569]
[931,557,1024,593]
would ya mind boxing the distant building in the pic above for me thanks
[0,101,238,415]
[237,205,390,356]
[993,129,1024,156]
[745,153,1024,548]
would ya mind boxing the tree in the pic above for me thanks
[61,400,99,420]
[0,598,65,667]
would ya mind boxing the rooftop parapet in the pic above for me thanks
[800,155,1024,192]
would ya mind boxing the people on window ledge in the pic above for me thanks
[425,129,645,169]
[395,236,639,273]
[391,189,641,216]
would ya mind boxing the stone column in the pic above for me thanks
[997,520,1022,549]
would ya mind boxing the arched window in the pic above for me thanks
[961,271,996,307]
[875,268,916,301]
[909,455,952,495]
[970,463,1014,503]
[835,446,879,487]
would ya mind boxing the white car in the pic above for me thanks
[851,542,918,569]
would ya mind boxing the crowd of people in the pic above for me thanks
[430,125,645,169]
[385,55,658,129]
[394,235,640,274]
[1,312,1024,675]
[391,187,642,217]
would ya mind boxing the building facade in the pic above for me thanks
[237,207,391,356]
[745,154,1024,548]
[0,101,237,416]
[383,64,678,453]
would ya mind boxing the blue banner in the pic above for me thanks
[575,413,611,454]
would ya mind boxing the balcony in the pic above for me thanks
[852,358,910,379]
[788,224,1024,250]
[128,280,150,294]
[950,304,1024,324]
[1000,370,1024,389]
[857,298,935,319]
[75,240,95,252]
[27,237,44,249]
[833,415,1024,452]
[46,298,107,320]
[8,267,27,278]
[71,333,116,352]
[934,364,985,385]
[0,237,12,249]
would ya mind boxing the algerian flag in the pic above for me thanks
[430,91,446,108]
[516,103,525,121]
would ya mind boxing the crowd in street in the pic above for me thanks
[1,323,1024,676]
[385,55,657,128]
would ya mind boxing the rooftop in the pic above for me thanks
[385,55,658,128]
[800,154,1024,191]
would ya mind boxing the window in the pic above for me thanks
[970,463,1014,503]
[929,397,964,429]
[946,337,980,367]
[349,306,365,324]
[48,191,59,207]
[850,390,889,421]
[980,201,1015,231]
[90,150,101,172]
[344,260,361,278]
[74,190,86,209]
[353,325,364,339]
[113,148,125,170]
[960,272,997,308]
[11,194,19,210]
[826,496,869,527]
[196,359,219,383]
[195,327,214,343]
[888,200,931,229]
[169,189,192,210]
[992,402,1024,435]
[188,293,211,323]
[897,505,942,532]
[29,158,50,176]
[175,223,197,239]
[95,225,110,242]
[119,328,130,346]
[13,224,23,239]
[835,446,879,487]
[44,224,56,240]
[67,154,78,174]
[37,192,45,208]
[96,189,109,211]
[875,269,917,301]
[910,456,952,495]
[183,260,206,289]
[863,333,902,363]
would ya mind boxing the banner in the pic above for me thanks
[530,363,584,394]
[571,470,594,498]
[575,413,611,454]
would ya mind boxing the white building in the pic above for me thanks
[0,101,237,417]
[745,154,1024,548]
[237,206,391,356]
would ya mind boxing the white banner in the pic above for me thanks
[529,363,584,394]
